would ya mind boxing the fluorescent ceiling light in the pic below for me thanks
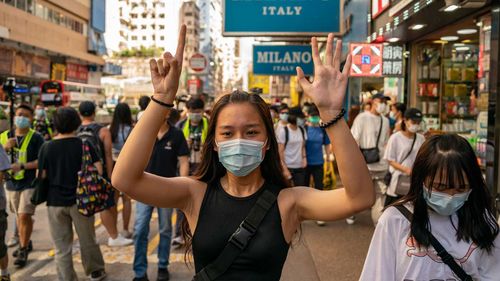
[433,40,448,44]
[457,29,477,35]
[456,46,470,51]
[441,36,459,41]
[409,24,426,30]
[388,37,400,43]
[444,5,460,12]
[454,43,466,46]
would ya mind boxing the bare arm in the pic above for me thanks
[99,128,114,177]
[388,160,411,175]
[94,161,104,176]
[292,35,375,222]
[324,144,332,162]
[178,156,189,177]
[112,26,197,210]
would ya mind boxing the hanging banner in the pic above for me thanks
[224,0,341,36]
[253,45,313,76]
[66,63,89,83]
[349,43,383,77]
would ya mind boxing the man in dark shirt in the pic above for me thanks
[133,110,189,281]
[0,104,44,268]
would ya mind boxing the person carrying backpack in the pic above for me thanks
[277,106,307,186]
[78,101,133,247]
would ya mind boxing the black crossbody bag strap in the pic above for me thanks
[394,205,473,281]
[193,189,278,281]
[375,116,383,148]
[401,134,417,164]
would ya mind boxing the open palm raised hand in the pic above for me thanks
[296,34,352,117]
[149,25,186,103]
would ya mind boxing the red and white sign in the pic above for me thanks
[349,43,383,77]
[66,63,88,83]
[189,53,207,72]
[187,78,202,95]
[372,0,390,19]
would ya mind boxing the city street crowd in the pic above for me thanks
[0,29,498,281]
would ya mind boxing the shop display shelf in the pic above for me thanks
[417,78,440,83]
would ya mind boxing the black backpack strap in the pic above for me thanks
[193,189,278,281]
[394,205,473,281]
[299,126,305,141]
[284,126,289,147]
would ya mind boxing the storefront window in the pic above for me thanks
[412,15,492,171]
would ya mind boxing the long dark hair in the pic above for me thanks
[181,90,289,260]
[110,103,133,143]
[397,134,499,252]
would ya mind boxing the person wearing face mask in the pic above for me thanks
[276,104,289,131]
[277,107,307,186]
[350,93,391,225]
[175,97,207,247]
[304,105,332,226]
[389,103,406,133]
[383,108,425,207]
[112,29,374,280]
[0,104,44,268]
[33,104,54,141]
[361,134,500,281]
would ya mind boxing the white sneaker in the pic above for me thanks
[171,236,184,246]
[346,216,356,225]
[108,234,133,247]
[316,221,326,226]
[7,236,19,247]
[122,230,133,239]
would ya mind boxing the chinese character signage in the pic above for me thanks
[349,43,383,77]
[372,0,390,19]
[382,45,404,77]
[224,0,341,36]
[253,45,314,76]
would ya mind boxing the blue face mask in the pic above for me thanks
[423,186,472,216]
[217,139,266,177]
[279,113,289,122]
[15,116,31,129]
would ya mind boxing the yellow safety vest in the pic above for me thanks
[33,118,53,138]
[0,129,35,180]
[182,117,208,144]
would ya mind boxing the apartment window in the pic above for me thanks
[152,35,156,40]
[141,25,147,30]
[159,14,165,18]
[187,21,192,25]
[151,24,156,29]
[142,36,146,40]
[159,25,165,30]
[185,12,193,17]
[131,13,138,18]
[142,13,147,18]
[151,13,155,19]
[132,36,137,40]
[160,36,165,41]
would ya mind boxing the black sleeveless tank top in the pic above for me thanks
[192,180,290,280]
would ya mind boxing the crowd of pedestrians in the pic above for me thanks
[0,27,497,281]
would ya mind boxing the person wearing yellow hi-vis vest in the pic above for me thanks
[173,97,207,248]
[33,104,54,141]
[0,104,44,268]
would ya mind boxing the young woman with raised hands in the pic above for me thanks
[112,26,374,280]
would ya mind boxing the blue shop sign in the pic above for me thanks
[224,0,341,36]
[253,45,313,76]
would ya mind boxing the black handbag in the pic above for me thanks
[30,176,49,205]
[361,116,383,164]
[384,134,417,188]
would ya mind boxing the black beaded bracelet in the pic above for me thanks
[319,109,346,129]
[150,95,174,108]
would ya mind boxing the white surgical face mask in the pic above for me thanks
[376,103,387,114]
[423,185,472,216]
[408,124,421,133]
[216,138,266,177]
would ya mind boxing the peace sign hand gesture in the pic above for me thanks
[149,25,186,104]
[296,34,352,118]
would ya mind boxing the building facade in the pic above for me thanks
[0,0,106,98]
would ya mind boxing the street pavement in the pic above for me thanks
[6,201,374,281]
